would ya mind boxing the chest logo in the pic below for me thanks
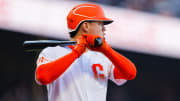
[92,64,105,80]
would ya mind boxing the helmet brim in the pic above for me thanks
[84,18,113,25]
[103,20,113,25]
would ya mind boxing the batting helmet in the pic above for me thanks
[67,3,113,32]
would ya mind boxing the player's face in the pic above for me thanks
[87,21,106,38]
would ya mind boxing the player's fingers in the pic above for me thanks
[82,34,102,48]
[73,35,88,57]
[76,35,87,47]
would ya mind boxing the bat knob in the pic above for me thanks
[94,38,103,47]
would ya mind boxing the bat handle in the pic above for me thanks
[94,38,103,47]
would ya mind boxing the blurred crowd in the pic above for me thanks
[81,0,180,18]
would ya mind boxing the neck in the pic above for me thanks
[70,36,78,41]
[70,31,82,41]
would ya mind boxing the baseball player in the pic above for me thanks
[35,3,137,101]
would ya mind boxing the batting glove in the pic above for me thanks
[73,35,87,57]
[82,34,111,54]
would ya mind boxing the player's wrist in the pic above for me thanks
[73,45,86,57]
[72,35,87,57]
[101,44,112,55]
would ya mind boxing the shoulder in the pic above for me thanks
[42,45,69,53]
[39,45,71,59]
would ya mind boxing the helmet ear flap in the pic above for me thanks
[68,21,85,38]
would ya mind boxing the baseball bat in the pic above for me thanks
[23,38,103,52]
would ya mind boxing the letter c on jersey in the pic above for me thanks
[92,64,105,80]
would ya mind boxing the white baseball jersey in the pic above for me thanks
[36,45,127,101]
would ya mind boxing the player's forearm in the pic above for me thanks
[36,51,79,85]
[103,48,137,80]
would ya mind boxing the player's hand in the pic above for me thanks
[82,34,111,53]
[73,35,87,57]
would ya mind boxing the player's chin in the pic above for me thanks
[103,35,106,40]
[99,34,104,38]
[102,33,106,39]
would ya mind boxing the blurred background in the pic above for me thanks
[0,0,180,101]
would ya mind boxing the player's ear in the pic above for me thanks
[81,22,89,33]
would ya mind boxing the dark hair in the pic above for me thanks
[69,21,93,38]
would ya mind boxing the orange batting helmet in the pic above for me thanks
[67,3,113,32]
